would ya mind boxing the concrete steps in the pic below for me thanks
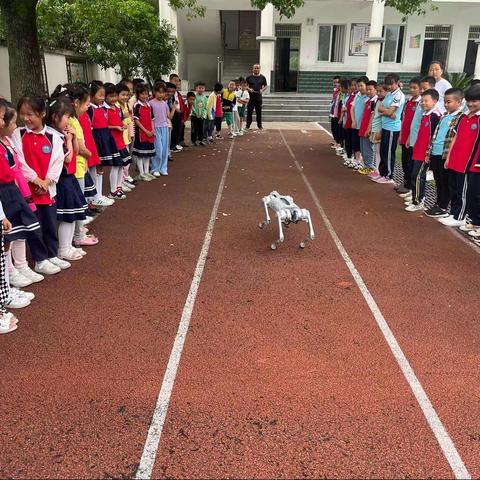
[221,49,259,83]
[260,93,331,122]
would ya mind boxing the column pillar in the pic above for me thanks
[365,0,385,81]
[257,4,275,92]
[475,40,480,79]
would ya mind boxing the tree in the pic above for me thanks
[0,0,44,104]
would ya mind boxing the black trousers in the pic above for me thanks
[351,128,361,154]
[331,118,340,143]
[467,172,480,225]
[411,160,428,204]
[448,170,468,220]
[29,204,57,261]
[214,116,222,133]
[190,116,204,143]
[246,96,262,129]
[344,128,353,158]
[401,145,413,189]
[171,111,182,148]
[430,154,450,209]
[379,129,400,179]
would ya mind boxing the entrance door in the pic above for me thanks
[464,40,478,76]
[420,25,451,73]
[274,24,301,92]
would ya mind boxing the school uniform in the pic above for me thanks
[214,95,223,134]
[170,91,183,149]
[399,97,420,189]
[447,111,480,221]
[87,104,122,167]
[352,93,368,155]
[132,101,156,158]
[359,95,377,169]
[343,94,355,159]
[105,103,132,166]
[0,140,41,242]
[56,134,87,223]
[336,93,345,148]
[411,108,441,204]
[330,87,340,141]
[429,108,464,210]
[11,126,64,260]
[379,87,405,179]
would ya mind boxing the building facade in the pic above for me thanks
[161,0,480,93]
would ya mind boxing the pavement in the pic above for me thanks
[0,128,478,479]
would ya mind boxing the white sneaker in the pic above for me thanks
[10,287,35,301]
[9,268,33,288]
[152,172,161,178]
[399,191,412,199]
[146,173,156,180]
[83,216,95,226]
[18,266,44,283]
[236,131,244,136]
[121,184,132,193]
[175,144,183,151]
[405,202,424,212]
[73,247,87,256]
[92,197,114,207]
[439,216,465,227]
[48,257,71,270]
[160,172,169,176]
[34,260,61,275]
[140,173,153,182]
[6,289,31,309]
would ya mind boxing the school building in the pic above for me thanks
[163,0,480,93]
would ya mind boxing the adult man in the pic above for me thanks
[246,64,267,130]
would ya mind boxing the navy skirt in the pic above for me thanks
[132,130,155,158]
[83,170,97,200]
[56,174,87,223]
[119,147,132,166]
[0,182,41,242]
[92,128,123,167]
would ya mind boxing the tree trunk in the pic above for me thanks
[0,0,43,105]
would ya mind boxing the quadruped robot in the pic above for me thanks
[259,191,315,250]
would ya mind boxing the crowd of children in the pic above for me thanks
[0,74,254,334]
[330,61,480,240]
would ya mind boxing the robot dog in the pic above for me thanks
[259,191,314,250]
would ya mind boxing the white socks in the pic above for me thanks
[58,222,75,256]
[109,167,120,193]
[137,157,145,175]
[137,158,150,176]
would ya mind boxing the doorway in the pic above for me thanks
[420,25,451,74]
[464,27,480,76]
[275,24,301,92]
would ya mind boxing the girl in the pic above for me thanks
[46,98,87,261]
[87,81,121,205]
[104,82,131,199]
[132,84,156,180]
[11,96,69,275]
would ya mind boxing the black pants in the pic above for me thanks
[331,118,340,143]
[214,116,222,133]
[191,116,204,143]
[430,154,450,209]
[411,161,428,204]
[448,170,468,220]
[344,128,353,158]
[246,96,262,129]
[401,145,413,189]
[379,129,400,179]
[351,129,360,154]
[171,111,182,148]
[467,172,480,225]
[29,204,57,261]
[179,123,185,144]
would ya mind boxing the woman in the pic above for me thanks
[428,61,452,113]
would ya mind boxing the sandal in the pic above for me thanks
[0,312,18,334]
[58,248,83,261]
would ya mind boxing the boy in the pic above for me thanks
[237,79,250,134]
[405,89,441,211]
[397,78,421,194]
[206,83,223,143]
[165,82,182,154]
[374,73,405,184]
[358,80,378,174]
[330,75,341,147]
[170,74,187,147]
[183,91,195,145]
[368,83,387,177]
[232,79,242,136]
[441,84,480,228]
[342,78,357,167]
[191,81,208,146]
[335,79,349,158]
[424,88,464,218]
[222,80,237,139]
[351,75,369,169]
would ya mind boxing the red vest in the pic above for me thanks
[78,113,101,168]
[400,98,419,145]
[107,105,126,150]
[448,113,480,173]
[0,140,17,184]
[88,104,109,129]
[344,95,355,129]
[412,111,441,162]
[135,102,155,144]
[359,97,376,137]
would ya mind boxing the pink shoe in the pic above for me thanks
[371,176,385,182]
[368,171,379,178]
[74,235,99,247]
[80,226,89,235]
[376,177,395,184]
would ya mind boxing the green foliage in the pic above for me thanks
[444,72,475,90]
[385,0,437,17]
[168,0,205,19]
[250,0,304,18]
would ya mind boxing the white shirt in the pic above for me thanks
[236,89,250,105]
[435,78,452,114]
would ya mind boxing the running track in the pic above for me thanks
[1,127,479,479]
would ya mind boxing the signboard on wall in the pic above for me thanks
[349,23,370,56]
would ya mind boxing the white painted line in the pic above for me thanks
[315,122,334,137]
[135,141,236,480]
[279,129,470,480]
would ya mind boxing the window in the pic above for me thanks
[66,57,88,84]
[318,25,346,62]
[380,25,405,63]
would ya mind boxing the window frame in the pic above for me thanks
[317,23,346,63]
[380,24,406,64]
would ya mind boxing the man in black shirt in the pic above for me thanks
[246,64,267,130]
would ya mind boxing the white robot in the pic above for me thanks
[259,191,315,250]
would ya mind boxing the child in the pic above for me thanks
[222,81,237,139]
[116,82,136,191]
[335,79,348,159]
[237,79,250,134]
[150,82,175,176]
[424,88,464,218]
[104,83,131,200]
[368,83,387,177]
[358,80,378,174]
[441,84,480,228]
[374,73,405,184]
[184,91,196,142]
[232,78,242,136]
[406,89,441,211]
[11,96,70,275]
[191,81,208,145]
[46,98,88,260]
[88,81,121,205]
[329,75,341,148]
[351,75,369,169]
[397,78,421,194]
[166,82,182,154]
[132,83,156,180]
[214,89,223,140]
[206,83,222,143]
[342,79,357,166]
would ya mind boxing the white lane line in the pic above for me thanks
[315,122,333,136]
[135,140,236,480]
[279,129,470,480]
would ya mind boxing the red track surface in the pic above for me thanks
[0,129,479,479]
